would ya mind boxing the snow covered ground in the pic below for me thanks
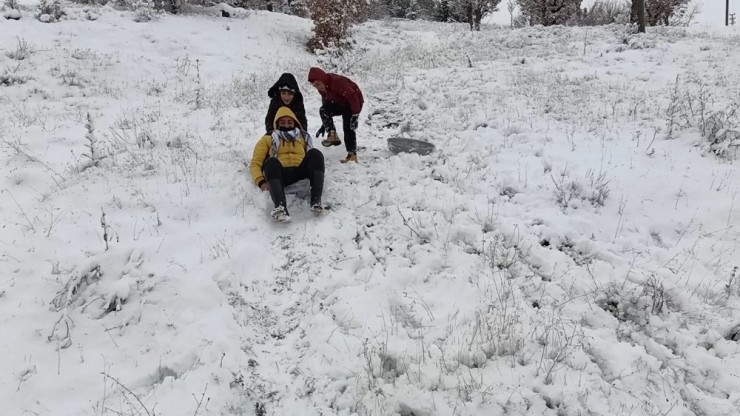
[2,5,740,416]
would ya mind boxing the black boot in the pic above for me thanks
[310,170,325,212]
[268,179,288,216]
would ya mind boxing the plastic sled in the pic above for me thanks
[284,179,310,200]
[387,137,435,156]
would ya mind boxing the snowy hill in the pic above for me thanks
[2,6,740,416]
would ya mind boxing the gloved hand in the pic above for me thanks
[349,115,359,131]
[316,126,326,137]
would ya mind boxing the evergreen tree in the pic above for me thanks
[518,0,581,26]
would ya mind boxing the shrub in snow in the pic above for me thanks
[49,249,152,351]
[727,324,740,342]
[701,110,740,161]
[84,8,99,19]
[216,2,250,18]
[315,40,368,74]
[598,276,668,326]
[133,0,159,21]
[37,0,65,22]
[708,129,740,161]
[306,0,365,52]
[0,64,29,86]
[3,9,22,19]
[551,168,610,210]
[62,6,100,20]
[6,37,34,61]
[81,113,107,171]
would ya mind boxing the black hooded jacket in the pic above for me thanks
[265,73,308,133]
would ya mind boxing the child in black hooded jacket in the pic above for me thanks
[264,73,308,134]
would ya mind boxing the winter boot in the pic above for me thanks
[340,152,358,164]
[271,206,291,223]
[321,131,342,147]
[311,203,327,214]
[309,170,326,214]
[267,178,287,210]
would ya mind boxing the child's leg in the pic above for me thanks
[263,157,288,213]
[298,149,325,206]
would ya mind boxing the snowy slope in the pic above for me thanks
[2,6,740,416]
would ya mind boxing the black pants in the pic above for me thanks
[320,104,356,153]
[263,148,324,213]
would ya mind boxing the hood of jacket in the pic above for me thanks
[268,73,302,99]
[307,67,330,84]
[273,106,302,130]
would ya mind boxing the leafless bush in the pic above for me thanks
[725,266,739,297]
[81,113,107,171]
[133,0,159,22]
[665,75,692,138]
[479,231,528,345]
[551,168,583,210]
[51,265,103,312]
[70,48,96,60]
[192,59,204,109]
[597,275,669,326]
[6,38,35,61]
[0,64,29,87]
[552,166,611,210]
[702,109,740,161]
[708,129,740,160]
[585,169,610,207]
[4,0,20,9]
[534,317,584,385]
[486,230,529,280]
[57,68,86,87]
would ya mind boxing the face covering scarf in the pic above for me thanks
[270,128,313,155]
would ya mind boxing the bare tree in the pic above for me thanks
[507,0,516,27]
[452,0,502,30]
[631,0,690,26]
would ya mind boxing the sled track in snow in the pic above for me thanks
[222,150,396,414]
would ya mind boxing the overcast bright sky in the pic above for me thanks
[486,0,738,27]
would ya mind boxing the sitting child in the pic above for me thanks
[250,107,325,223]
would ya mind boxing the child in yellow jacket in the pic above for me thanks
[250,107,325,223]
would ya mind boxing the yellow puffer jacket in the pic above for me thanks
[250,107,308,186]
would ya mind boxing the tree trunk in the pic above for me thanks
[473,4,482,30]
[466,1,474,30]
[540,1,547,25]
[634,0,646,32]
[727,0,730,26]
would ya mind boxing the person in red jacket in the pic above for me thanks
[307,67,364,163]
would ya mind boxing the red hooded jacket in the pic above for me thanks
[308,67,364,115]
